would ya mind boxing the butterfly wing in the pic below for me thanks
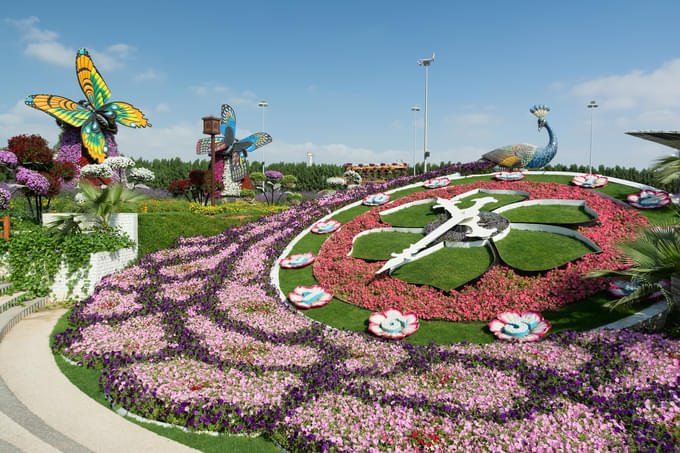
[221,104,236,146]
[101,101,151,128]
[238,133,272,153]
[230,150,248,181]
[24,94,92,127]
[196,137,227,155]
[80,116,108,163]
[76,48,111,108]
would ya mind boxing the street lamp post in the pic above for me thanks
[201,115,221,206]
[258,100,268,172]
[411,105,420,175]
[587,100,598,174]
[417,53,434,173]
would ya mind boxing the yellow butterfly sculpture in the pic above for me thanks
[25,48,151,163]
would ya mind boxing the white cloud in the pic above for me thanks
[135,69,161,81]
[572,58,680,111]
[0,99,62,147]
[6,16,132,71]
[154,103,170,113]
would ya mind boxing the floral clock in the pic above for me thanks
[368,308,419,339]
[311,219,342,234]
[627,190,671,209]
[572,174,608,188]
[280,253,316,269]
[288,285,332,309]
[494,171,525,181]
[423,177,450,189]
[363,192,391,206]
[488,311,551,342]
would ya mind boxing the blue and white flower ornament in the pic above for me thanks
[488,311,551,342]
[495,171,525,181]
[279,252,316,269]
[288,285,332,309]
[423,177,450,189]
[311,219,342,234]
[363,192,391,206]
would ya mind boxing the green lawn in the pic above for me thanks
[501,204,595,224]
[380,202,440,227]
[494,229,596,271]
[392,246,494,290]
[351,231,424,260]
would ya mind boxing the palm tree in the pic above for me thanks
[587,226,680,309]
[652,154,680,194]
[78,183,145,228]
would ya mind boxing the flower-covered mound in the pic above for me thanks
[495,171,525,181]
[488,311,551,342]
[368,308,419,339]
[315,180,649,322]
[572,173,608,188]
[288,285,333,309]
[628,190,672,209]
[52,172,678,451]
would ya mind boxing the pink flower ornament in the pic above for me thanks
[488,311,551,342]
[572,174,608,188]
[311,219,342,234]
[363,192,390,206]
[280,252,316,269]
[288,285,332,309]
[609,279,669,299]
[495,171,525,181]
[368,308,419,339]
[423,177,450,189]
[627,190,671,209]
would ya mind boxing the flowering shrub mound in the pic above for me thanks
[52,171,679,451]
[314,181,649,321]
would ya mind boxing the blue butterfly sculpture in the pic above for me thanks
[196,104,272,181]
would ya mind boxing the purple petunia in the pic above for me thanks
[0,187,10,209]
[15,166,49,196]
[0,150,18,168]
[265,170,284,180]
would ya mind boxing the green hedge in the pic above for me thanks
[543,163,673,192]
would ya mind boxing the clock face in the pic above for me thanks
[313,181,648,322]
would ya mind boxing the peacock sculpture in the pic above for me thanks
[481,105,557,169]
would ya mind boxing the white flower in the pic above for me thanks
[326,176,347,188]
[128,167,155,183]
[103,156,136,169]
[74,192,87,204]
[80,163,113,178]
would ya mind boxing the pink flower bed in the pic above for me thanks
[82,290,142,317]
[314,181,649,321]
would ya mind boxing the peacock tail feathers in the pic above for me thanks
[482,143,536,168]
[530,105,550,118]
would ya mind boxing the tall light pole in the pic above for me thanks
[258,100,268,172]
[411,105,420,175]
[417,53,434,173]
[587,100,598,174]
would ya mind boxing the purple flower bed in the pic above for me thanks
[52,163,680,451]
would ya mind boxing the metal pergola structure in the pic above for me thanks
[626,130,680,151]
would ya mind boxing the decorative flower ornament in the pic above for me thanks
[368,308,419,339]
[311,219,342,234]
[288,285,332,309]
[627,190,671,209]
[423,177,450,189]
[495,171,525,181]
[279,252,316,269]
[572,174,608,188]
[488,311,551,342]
[363,192,391,206]
[609,279,669,299]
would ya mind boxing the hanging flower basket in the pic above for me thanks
[488,311,551,342]
[279,252,316,269]
[494,171,525,181]
[423,177,450,189]
[608,279,669,299]
[571,174,608,188]
[627,190,671,209]
[311,219,342,234]
[363,192,391,206]
[368,308,419,339]
[288,285,332,309]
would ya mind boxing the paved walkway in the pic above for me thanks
[0,308,198,453]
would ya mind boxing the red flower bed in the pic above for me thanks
[314,181,649,322]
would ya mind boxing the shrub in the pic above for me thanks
[7,134,53,169]
[240,188,255,199]
[343,170,362,185]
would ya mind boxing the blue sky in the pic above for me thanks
[1,1,680,169]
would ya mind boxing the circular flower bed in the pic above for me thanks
[52,178,679,451]
[572,174,608,188]
[363,192,390,206]
[314,180,649,321]
[488,311,551,342]
[310,219,342,234]
[279,252,316,269]
[368,308,419,339]
[628,190,671,209]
